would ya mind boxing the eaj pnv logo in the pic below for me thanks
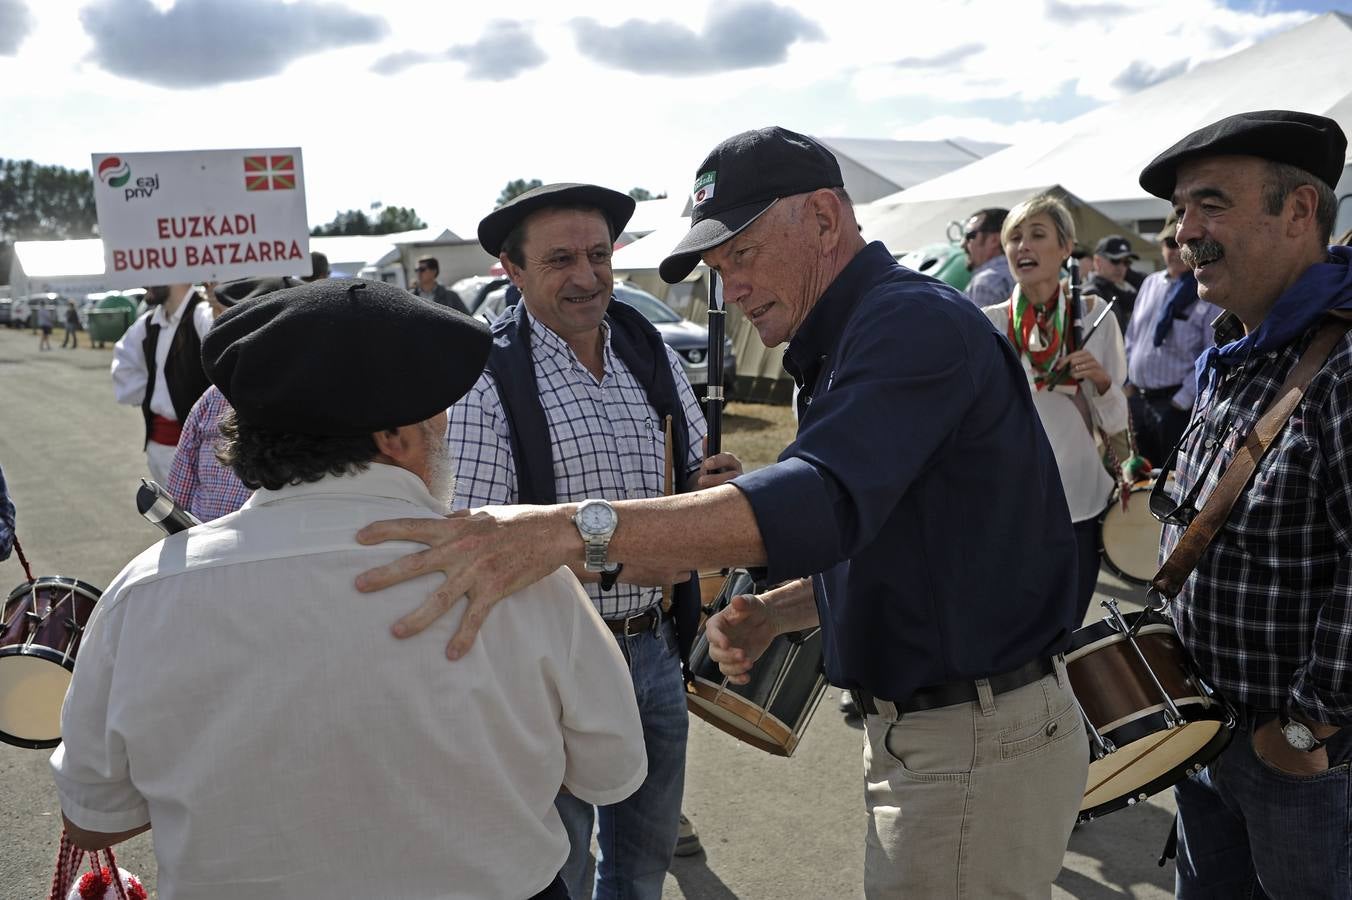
[97,157,131,188]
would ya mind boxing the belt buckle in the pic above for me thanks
[618,608,654,637]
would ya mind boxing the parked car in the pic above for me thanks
[1,295,31,328]
[447,275,512,315]
[475,280,736,397]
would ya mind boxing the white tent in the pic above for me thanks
[866,12,1352,230]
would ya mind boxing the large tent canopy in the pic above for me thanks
[865,12,1352,226]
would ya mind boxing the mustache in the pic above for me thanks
[1179,239,1224,268]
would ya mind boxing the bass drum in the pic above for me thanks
[686,569,827,757]
[1098,482,1164,586]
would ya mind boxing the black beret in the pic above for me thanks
[477,183,635,258]
[213,276,301,308]
[202,279,490,436]
[1139,110,1347,199]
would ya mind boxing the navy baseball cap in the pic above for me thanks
[659,126,844,283]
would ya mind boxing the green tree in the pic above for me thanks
[496,178,543,208]
[627,187,667,202]
[311,205,427,236]
[0,158,99,284]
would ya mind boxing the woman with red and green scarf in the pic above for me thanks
[981,194,1130,618]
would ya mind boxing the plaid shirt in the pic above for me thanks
[448,310,706,619]
[1162,326,1352,724]
[165,386,252,522]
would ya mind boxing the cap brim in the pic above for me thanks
[658,198,777,284]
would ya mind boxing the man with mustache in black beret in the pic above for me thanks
[52,279,647,899]
[1138,110,1352,897]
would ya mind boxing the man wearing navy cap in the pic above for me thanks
[447,183,740,897]
[1084,234,1139,333]
[51,280,648,899]
[1139,110,1352,897]
[357,130,1088,895]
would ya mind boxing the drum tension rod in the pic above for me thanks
[1103,598,1185,728]
[1075,696,1116,759]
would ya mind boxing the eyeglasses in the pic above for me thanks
[962,230,984,244]
[1148,408,1243,527]
[415,266,431,273]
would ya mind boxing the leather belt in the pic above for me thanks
[1138,384,1183,402]
[854,656,1056,717]
[604,606,666,637]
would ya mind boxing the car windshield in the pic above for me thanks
[613,284,681,323]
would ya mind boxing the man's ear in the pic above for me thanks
[500,253,526,290]
[372,427,414,463]
[1284,183,1321,241]
[809,188,845,251]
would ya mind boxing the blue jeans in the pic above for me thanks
[1175,711,1352,898]
[556,617,687,900]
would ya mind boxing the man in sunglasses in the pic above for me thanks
[411,254,469,313]
[1121,214,1219,467]
[959,207,1014,308]
[1138,110,1352,898]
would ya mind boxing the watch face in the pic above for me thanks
[578,502,616,534]
[1283,721,1317,751]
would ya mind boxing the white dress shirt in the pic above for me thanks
[110,291,214,421]
[984,295,1129,522]
[51,464,646,900]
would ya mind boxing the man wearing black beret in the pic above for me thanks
[356,130,1087,895]
[51,279,649,899]
[1139,110,1352,897]
[438,182,741,896]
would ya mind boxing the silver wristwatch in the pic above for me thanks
[1280,710,1328,752]
[573,499,618,572]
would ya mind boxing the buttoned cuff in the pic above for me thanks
[733,457,843,585]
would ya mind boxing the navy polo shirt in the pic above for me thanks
[733,242,1079,703]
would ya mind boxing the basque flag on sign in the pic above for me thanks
[244,155,296,191]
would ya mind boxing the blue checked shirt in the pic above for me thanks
[448,309,707,619]
[1124,270,1220,410]
[1162,329,1352,724]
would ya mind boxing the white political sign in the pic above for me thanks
[91,148,310,286]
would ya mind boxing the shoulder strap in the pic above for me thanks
[483,305,556,505]
[1152,309,1352,599]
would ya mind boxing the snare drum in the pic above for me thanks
[686,569,827,757]
[0,577,101,748]
[1066,601,1232,821]
[1098,482,1164,585]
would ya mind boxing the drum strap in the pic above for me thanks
[1151,310,1352,599]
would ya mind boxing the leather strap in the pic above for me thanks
[1151,310,1352,599]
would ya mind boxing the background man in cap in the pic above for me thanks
[357,128,1087,897]
[411,254,469,313]
[449,182,739,897]
[1138,109,1352,897]
[51,279,646,899]
[1121,214,1218,467]
[1084,234,1139,333]
[960,206,1014,307]
[165,276,301,522]
[110,283,215,484]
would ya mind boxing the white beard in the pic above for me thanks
[420,421,457,514]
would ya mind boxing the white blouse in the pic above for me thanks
[983,293,1130,522]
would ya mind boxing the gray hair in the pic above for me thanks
[1262,161,1338,245]
[1001,194,1076,249]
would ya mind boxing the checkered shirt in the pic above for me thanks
[448,310,707,619]
[165,386,253,522]
[1162,326,1352,724]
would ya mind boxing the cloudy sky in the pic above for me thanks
[0,0,1343,237]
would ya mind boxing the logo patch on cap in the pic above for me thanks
[692,171,716,205]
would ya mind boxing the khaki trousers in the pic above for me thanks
[862,656,1088,898]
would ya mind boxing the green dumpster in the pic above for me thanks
[86,294,138,348]
[896,242,972,293]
